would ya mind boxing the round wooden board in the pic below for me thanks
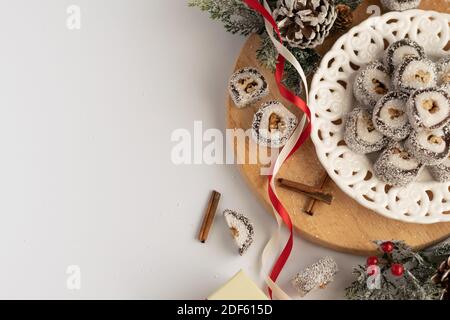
[227,0,450,255]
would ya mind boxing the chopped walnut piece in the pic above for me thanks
[237,77,258,93]
[372,78,388,95]
[402,53,415,60]
[414,70,431,84]
[428,135,444,145]
[269,113,286,132]
[364,116,376,133]
[392,147,410,160]
[230,227,239,238]
[388,108,404,120]
[422,99,440,114]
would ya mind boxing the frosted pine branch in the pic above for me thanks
[188,0,264,36]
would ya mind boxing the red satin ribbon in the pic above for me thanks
[243,0,312,299]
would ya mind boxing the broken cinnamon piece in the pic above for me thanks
[277,178,333,205]
[198,190,221,243]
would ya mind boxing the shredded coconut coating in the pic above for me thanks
[374,142,423,187]
[407,87,450,130]
[372,91,411,141]
[344,107,389,154]
[405,128,450,166]
[384,39,425,73]
[437,56,450,86]
[393,56,437,94]
[381,0,421,11]
[223,209,254,256]
[429,158,450,182]
[353,61,392,108]
[292,256,338,297]
[441,83,450,96]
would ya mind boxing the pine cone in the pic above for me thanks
[333,4,353,32]
[431,256,450,300]
[273,0,337,49]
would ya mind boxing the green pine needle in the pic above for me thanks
[188,0,264,36]
[257,32,321,95]
[189,0,321,94]
[345,241,448,300]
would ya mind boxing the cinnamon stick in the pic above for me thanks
[198,190,221,243]
[278,178,333,205]
[304,174,330,216]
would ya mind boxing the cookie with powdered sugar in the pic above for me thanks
[344,107,389,154]
[407,87,450,130]
[353,61,392,108]
[374,142,423,187]
[372,91,411,141]
[228,67,268,108]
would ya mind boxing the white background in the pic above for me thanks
[0,0,376,299]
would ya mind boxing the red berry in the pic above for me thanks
[366,256,379,266]
[381,241,394,253]
[391,263,404,276]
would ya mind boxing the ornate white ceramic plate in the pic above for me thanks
[310,10,450,224]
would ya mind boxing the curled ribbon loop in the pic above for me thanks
[243,0,312,299]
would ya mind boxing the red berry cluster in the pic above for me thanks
[366,241,404,277]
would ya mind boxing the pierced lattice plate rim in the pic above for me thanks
[310,9,450,224]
